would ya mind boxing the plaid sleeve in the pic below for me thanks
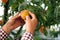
[21,32,33,40]
[0,28,8,40]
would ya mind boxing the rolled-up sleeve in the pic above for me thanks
[0,28,8,40]
[21,32,33,40]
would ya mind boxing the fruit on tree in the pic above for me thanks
[20,10,29,20]
[0,20,2,25]
[40,25,44,33]
[2,0,8,3]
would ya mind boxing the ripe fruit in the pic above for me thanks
[2,0,8,3]
[40,25,44,33]
[0,20,2,25]
[20,10,29,20]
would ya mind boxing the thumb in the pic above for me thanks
[25,15,31,22]
[26,15,30,20]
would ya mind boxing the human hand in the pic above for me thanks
[2,13,25,34]
[25,12,38,35]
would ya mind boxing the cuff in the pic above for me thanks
[0,28,8,40]
[21,32,33,40]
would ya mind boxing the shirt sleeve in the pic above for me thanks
[21,32,33,40]
[0,28,8,40]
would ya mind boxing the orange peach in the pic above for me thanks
[20,10,29,20]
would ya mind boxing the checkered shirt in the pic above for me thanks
[21,32,33,40]
[0,28,33,40]
[0,29,8,40]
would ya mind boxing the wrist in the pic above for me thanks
[2,25,12,35]
[26,29,35,35]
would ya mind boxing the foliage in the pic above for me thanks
[1,0,60,40]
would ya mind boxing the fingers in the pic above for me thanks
[25,16,31,22]
[29,12,36,20]
[12,13,21,20]
[26,16,31,21]
[29,12,38,23]
[15,12,19,16]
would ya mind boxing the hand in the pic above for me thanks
[25,12,38,35]
[2,13,24,35]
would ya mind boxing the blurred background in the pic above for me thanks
[0,0,60,40]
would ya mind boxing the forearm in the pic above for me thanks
[26,29,35,35]
[2,21,23,35]
[2,25,12,35]
[2,22,13,35]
